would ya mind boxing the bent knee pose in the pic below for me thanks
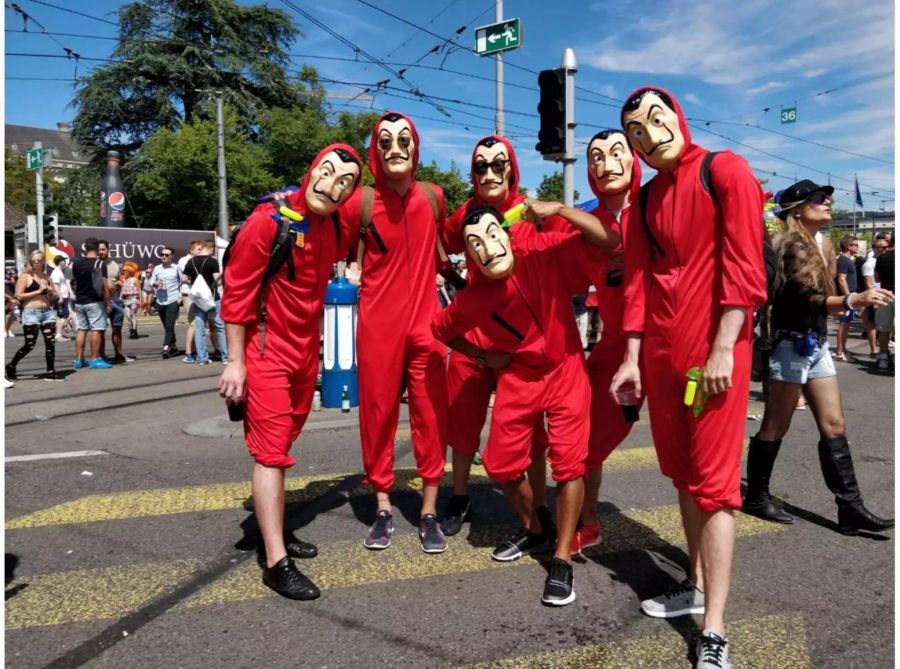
[219,144,362,600]
[612,87,767,669]
[433,203,618,606]
[744,180,893,536]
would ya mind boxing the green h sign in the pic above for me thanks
[475,18,522,55]
[781,106,797,124]
[26,147,45,171]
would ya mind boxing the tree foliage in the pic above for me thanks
[416,160,470,213]
[5,148,65,217]
[55,165,103,227]
[71,0,300,157]
[126,105,279,229]
[535,172,579,203]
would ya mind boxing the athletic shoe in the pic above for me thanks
[210,351,223,362]
[833,352,847,362]
[42,371,66,382]
[221,358,228,365]
[5,363,16,381]
[88,358,113,369]
[4,377,14,389]
[640,578,705,618]
[541,557,576,606]
[696,630,731,669]
[162,346,171,359]
[182,354,197,364]
[261,556,320,600]
[571,520,602,557]
[364,510,394,550]
[197,360,211,366]
[7,331,15,338]
[73,358,87,369]
[491,527,552,562]
[419,513,448,553]
[440,494,471,536]
[877,353,891,371]
[112,355,135,364]
[54,335,68,342]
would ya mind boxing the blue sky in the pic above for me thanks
[4,0,896,211]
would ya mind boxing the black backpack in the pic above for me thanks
[221,187,341,354]
[639,151,775,303]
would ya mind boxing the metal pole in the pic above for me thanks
[494,0,504,136]
[561,49,577,207]
[216,93,230,242]
[34,141,45,250]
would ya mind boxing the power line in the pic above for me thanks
[20,0,118,27]
[6,51,114,62]
[5,28,116,40]
[7,2,84,75]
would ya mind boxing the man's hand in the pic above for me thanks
[218,360,247,404]
[610,359,642,401]
[485,351,511,370]
[524,200,562,223]
[701,346,734,396]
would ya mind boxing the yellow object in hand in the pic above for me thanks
[502,199,534,228]
[278,206,303,222]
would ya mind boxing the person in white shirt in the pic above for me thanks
[861,233,889,357]
[50,256,73,341]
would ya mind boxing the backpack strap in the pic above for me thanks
[257,198,295,356]
[419,181,467,291]
[700,151,722,209]
[356,186,375,270]
[639,181,665,257]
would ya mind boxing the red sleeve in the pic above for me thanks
[220,206,276,324]
[622,194,650,334]
[534,232,599,295]
[431,289,479,344]
[711,152,767,308]
[442,204,468,255]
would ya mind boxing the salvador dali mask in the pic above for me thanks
[621,90,685,172]
[304,148,361,216]
[587,131,634,194]
[464,208,514,280]
[377,116,416,180]
[472,138,512,203]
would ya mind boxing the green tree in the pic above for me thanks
[415,160,470,213]
[55,165,104,227]
[5,148,65,216]
[127,105,279,229]
[535,172,579,203]
[71,0,301,156]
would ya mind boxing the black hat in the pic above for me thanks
[777,179,834,212]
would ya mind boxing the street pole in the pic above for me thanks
[561,49,577,207]
[34,141,44,250]
[494,0,504,136]
[216,92,230,243]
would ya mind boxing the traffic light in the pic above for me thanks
[536,68,566,157]
[42,214,58,246]
[42,181,53,203]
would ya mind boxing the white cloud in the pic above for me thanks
[745,82,786,96]
[803,68,828,79]
[683,93,701,105]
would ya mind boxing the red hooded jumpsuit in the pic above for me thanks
[221,144,363,468]
[441,136,554,459]
[340,114,448,494]
[585,151,645,469]
[622,87,766,512]
[432,232,600,484]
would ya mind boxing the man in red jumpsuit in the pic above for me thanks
[218,144,362,600]
[438,135,556,553]
[572,129,645,556]
[433,203,618,606]
[611,87,765,669]
[340,112,450,553]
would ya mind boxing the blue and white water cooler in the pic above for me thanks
[322,276,358,408]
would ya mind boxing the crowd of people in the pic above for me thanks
[213,92,893,669]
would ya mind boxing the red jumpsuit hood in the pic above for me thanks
[294,143,363,217]
[621,86,703,169]
[469,135,521,211]
[587,134,643,210]
[367,112,420,187]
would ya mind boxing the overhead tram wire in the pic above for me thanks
[20,0,119,27]
[7,2,85,75]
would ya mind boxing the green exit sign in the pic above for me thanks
[781,107,797,124]
[475,18,522,56]
[25,147,45,171]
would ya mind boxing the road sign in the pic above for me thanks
[475,18,522,55]
[26,147,45,171]
[781,106,797,124]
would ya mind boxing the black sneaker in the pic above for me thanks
[210,350,223,362]
[541,557,575,606]
[261,556,320,600]
[161,346,171,359]
[5,363,17,381]
[491,527,552,562]
[41,371,66,382]
[440,494,471,536]
[285,533,319,559]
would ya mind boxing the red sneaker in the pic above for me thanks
[571,520,602,557]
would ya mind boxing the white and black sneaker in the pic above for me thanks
[640,578,705,618]
[696,630,730,669]
[541,557,575,606]
[491,527,552,562]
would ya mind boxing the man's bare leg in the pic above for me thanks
[253,463,287,567]
[500,475,540,533]
[421,483,438,516]
[553,478,584,560]
[698,508,735,636]
[679,489,705,590]
[451,450,475,495]
[581,466,603,525]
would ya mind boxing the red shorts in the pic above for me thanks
[244,348,318,469]
[586,359,642,469]
[484,354,589,484]
[447,351,548,458]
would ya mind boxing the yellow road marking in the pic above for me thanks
[456,613,810,669]
[6,504,785,628]
[6,445,659,530]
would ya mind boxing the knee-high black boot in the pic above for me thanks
[743,436,794,524]
[817,436,894,535]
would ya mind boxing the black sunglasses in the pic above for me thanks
[806,191,831,205]
[472,159,509,176]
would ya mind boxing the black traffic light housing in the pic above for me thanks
[42,214,58,245]
[536,68,566,158]
[42,181,53,203]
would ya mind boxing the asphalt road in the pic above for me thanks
[4,317,894,668]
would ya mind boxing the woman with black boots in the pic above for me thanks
[743,180,893,535]
[6,251,63,382]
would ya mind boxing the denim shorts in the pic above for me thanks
[22,307,56,326]
[837,308,856,324]
[74,302,109,331]
[769,338,836,384]
[109,299,125,328]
